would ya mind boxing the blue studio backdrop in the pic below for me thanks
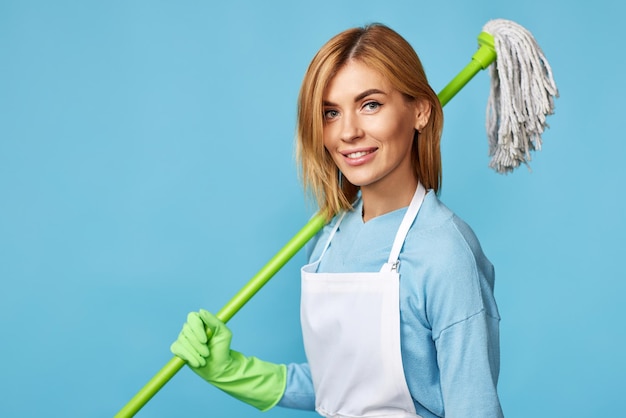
[1,1,624,417]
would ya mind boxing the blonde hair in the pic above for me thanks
[296,23,444,220]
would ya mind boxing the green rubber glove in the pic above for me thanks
[170,309,287,411]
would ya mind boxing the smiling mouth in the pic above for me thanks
[344,149,376,159]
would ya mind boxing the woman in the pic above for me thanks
[171,23,503,418]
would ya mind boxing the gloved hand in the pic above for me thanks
[170,309,287,411]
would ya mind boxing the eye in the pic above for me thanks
[324,109,340,121]
[362,101,382,112]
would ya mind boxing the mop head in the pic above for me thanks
[483,19,559,174]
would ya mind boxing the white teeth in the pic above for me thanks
[346,151,370,158]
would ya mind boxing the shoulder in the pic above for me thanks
[402,191,499,332]
[305,213,339,263]
[407,191,489,268]
[305,205,362,263]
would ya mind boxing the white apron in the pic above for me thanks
[301,183,426,418]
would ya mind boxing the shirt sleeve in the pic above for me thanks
[427,215,504,417]
[277,363,316,410]
[435,310,503,417]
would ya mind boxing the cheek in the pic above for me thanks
[370,118,414,146]
[322,125,336,149]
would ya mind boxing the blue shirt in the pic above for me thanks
[278,191,503,418]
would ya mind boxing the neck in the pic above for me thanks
[360,176,418,222]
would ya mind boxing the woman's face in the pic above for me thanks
[322,60,429,194]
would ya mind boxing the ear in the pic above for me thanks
[413,99,432,132]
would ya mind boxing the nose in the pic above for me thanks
[339,112,363,142]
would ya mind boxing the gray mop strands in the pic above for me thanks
[483,19,559,174]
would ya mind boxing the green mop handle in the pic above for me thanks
[114,31,496,418]
[438,32,496,106]
[113,213,326,418]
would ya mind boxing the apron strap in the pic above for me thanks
[314,211,347,264]
[381,183,426,273]
[316,183,426,272]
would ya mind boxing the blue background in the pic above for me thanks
[1,1,624,417]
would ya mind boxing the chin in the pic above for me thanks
[343,177,374,188]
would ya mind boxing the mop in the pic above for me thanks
[484,19,559,173]
[115,18,558,417]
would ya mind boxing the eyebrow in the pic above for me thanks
[323,88,387,106]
